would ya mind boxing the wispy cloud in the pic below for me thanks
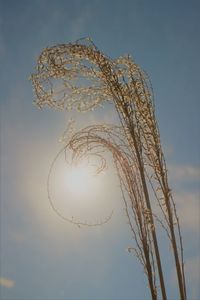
[174,192,200,231]
[170,256,200,299]
[0,277,15,288]
[185,256,200,299]
[168,164,200,181]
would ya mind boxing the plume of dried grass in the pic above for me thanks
[31,38,186,300]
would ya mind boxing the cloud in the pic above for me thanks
[168,164,200,181]
[174,192,199,231]
[170,256,200,299]
[185,256,200,299]
[0,277,15,288]
[154,190,199,233]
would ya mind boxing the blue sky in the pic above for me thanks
[0,0,200,299]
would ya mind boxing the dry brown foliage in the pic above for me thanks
[31,38,186,300]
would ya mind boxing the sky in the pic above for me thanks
[0,0,200,299]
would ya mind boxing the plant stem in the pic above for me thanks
[129,125,167,300]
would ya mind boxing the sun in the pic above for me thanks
[64,165,94,198]
[48,154,115,222]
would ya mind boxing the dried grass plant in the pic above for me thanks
[31,38,186,300]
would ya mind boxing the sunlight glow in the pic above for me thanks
[65,166,93,197]
[50,154,115,220]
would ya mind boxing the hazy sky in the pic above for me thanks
[0,0,200,299]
